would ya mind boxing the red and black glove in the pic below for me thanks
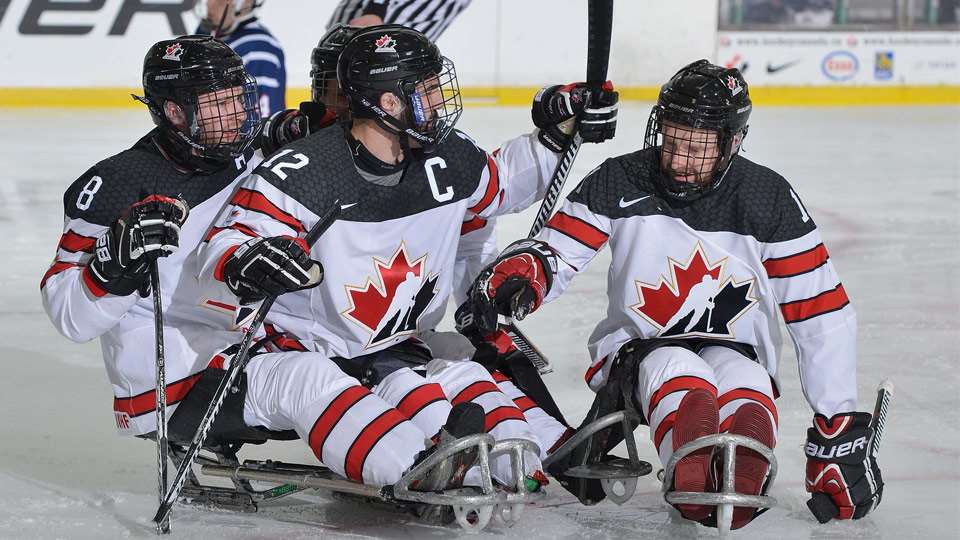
[805,412,883,523]
[86,195,189,297]
[531,81,619,152]
[467,240,556,333]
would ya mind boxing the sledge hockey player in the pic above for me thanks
[199,25,617,493]
[467,60,883,529]
[195,0,286,115]
[308,24,580,468]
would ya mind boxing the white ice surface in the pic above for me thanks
[1,103,958,539]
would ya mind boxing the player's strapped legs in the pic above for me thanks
[700,346,777,529]
[374,367,451,440]
[491,370,569,459]
[427,358,544,484]
[633,346,718,465]
[242,351,428,486]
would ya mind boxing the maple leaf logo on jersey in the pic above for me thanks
[631,243,758,338]
[342,244,440,347]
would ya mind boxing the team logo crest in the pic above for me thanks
[375,34,397,53]
[163,43,184,62]
[342,244,440,347]
[725,75,743,97]
[631,243,757,338]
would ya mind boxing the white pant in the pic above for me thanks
[240,349,543,487]
[632,345,778,466]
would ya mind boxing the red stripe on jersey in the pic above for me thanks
[113,372,203,418]
[344,409,407,482]
[491,370,510,383]
[58,231,97,253]
[546,211,608,250]
[780,284,849,324]
[653,411,677,448]
[467,155,501,215]
[205,223,259,242]
[584,356,608,384]
[230,188,306,234]
[40,261,80,289]
[81,266,109,297]
[460,216,487,236]
[307,386,370,461]
[719,388,779,427]
[214,244,241,282]
[513,396,537,412]
[763,244,829,278]
[452,381,499,405]
[395,383,446,419]
[648,376,717,415]
[208,354,227,369]
[484,406,526,432]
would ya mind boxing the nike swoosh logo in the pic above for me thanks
[340,202,358,210]
[766,60,800,74]
[619,195,650,208]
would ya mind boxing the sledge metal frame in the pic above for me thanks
[196,434,544,532]
[663,433,778,536]
[542,410,652,505]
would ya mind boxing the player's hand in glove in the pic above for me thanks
[222,236,323,304]
[468,240,556,333]
[85,195,189,297]
[805,412,884,523]
[261,101,335,155]
[532,81,619,152]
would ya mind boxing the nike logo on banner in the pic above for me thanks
[619,195,651,208]
[766,60,800,74]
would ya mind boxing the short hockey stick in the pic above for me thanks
[150,259,170,534]
[152,200,343,529]
[503,0,615,374]
[807,380,893,523]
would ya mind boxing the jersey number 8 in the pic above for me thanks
[76,176,103,211]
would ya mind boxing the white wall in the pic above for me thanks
[0,0,718,88]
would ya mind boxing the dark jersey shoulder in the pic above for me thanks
[254,126,489,222]
[63,130,256,226]
[568,148,816,243]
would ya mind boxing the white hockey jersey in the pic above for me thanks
[537,148,858,417]
[199,126,558,360]
[41,131,263,435]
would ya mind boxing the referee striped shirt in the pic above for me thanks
[327,0,472,42]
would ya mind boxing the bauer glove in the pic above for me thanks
[85,195,189,297]
[260,101,334,156]
[222,236,323,305]
[805,412,884,522]
[468,240,556,333]
[532,81,619,152]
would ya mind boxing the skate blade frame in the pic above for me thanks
[542,411,653,505]
[201,434,544,533]
[662,433,778,536]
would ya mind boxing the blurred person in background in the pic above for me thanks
[328,0,472,42]
[195,0,286,115]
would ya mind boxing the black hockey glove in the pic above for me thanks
[532,81,619,152]
[86,195,189,297]
[260,101,333,156]
[467,240,557,334]
[222,236,323,305]
[805,412,883,522]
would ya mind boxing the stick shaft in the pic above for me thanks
[150,260,170,534]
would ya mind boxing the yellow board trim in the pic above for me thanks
[1,85,957,108]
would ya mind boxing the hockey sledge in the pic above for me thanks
[168,434,544,533]
[542,410,653,505]
[662,433,778,536]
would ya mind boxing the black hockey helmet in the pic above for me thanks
[337,25,462,149]
[136,35,261,169]
[644,59,752,200]
[310,24,361,118]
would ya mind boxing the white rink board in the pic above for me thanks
[718,31,960,85]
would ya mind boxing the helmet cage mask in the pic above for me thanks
[141,61,261,166]
[311,24,361,121]
[338,27,463,150]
